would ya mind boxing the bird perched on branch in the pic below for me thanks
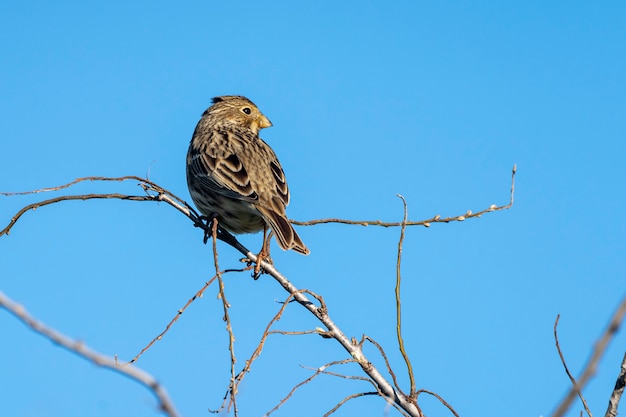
[186,95,310,263]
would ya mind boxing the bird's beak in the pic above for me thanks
[257,115,272,129]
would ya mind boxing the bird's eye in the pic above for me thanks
[242,107,252,115]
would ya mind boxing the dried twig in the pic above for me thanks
[211,220,239,416]
[300,362,369,381]
[265,359,410,417]
[216,291,300,413]
[364,336,403,394]
[256,258,423,416]
[1,167,516,417]
[298,363,410,417]
[551,295,626,417]
[395,194,416,398]
[0,175,174,198]
[1,193,154,237]
[292,165,516,229]
[268,329,317,336]
[129,273,223,364]
[323,392,383,417]
[0,291,181,417]
[263,359,354,416]
[553,314,593,417]
[415,389,459,417]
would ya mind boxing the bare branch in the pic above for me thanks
[395,194,416,397]
[263,359,353,416]
[300,362,369,382]
[0,175,171,197]
[1,170,515,417]
[268,329,317,336]
[551,295,626,417]
[211,220,239,416]
[323,392,391,417]
[253,258,423,416]
[0,193,154,237]
[416,389,459,417]
[292,164,516,229]
[605,352,626,417]
[553,314,593,417]
[364,336,403,394]
[224,291,299,412]
[0,291,181,417]
[298,363,410,417]
[129,273,223,364]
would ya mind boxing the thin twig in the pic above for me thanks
[263,359,353,416]
[300,362,368,382]
[298,363,410,417]
[364,336,402,395]
[395,194,416,397]
[211,220,238,416]
[0,291,181,417]
[219,291,300,413]
[323,392,385,417]
[267,330,318,336]
[257,257,424,416]
[292,164,516,229]
[416,389,459,417]
[128,273,222,364]
[553,314,593,417]
[0,193,154,237]
[217,289,328,414]
[0,175,169,197]
[264,359,410,417]
[1,170,516,417]
[551,295,626,417]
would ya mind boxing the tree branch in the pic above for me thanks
[292,165,516,228]
[1,168,516,416]
[605,352,626,417]
[551,295,626,417]
[0,291,181,417]
[553,314,593,417]
[395,194,416,398]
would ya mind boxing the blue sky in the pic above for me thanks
[1,2,625,416]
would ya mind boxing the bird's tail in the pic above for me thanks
[258,207,310,255]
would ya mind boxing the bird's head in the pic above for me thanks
[206,95,272,135]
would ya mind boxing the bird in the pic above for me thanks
[186,95,310,260]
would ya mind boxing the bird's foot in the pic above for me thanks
[196,215,217,244]
[251,250,273,280]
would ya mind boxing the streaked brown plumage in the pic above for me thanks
[186,95,309,255]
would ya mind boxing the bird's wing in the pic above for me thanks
[261,138,290,208]
[187,130,259,203]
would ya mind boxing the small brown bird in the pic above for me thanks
[186,95,310,257]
